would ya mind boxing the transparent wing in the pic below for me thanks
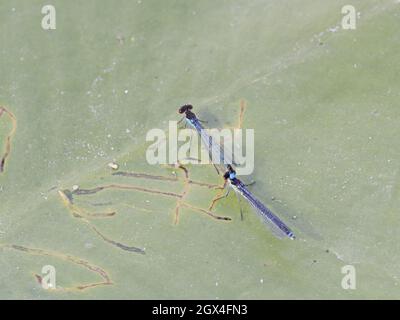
[234,182,295,240]
[189,118,236,171]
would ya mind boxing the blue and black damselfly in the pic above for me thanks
[178,104,296,240]
[178,104,236,174]
[221,165,295,239]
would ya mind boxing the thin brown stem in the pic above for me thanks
[1,243,113,291]
[0,106,17,173]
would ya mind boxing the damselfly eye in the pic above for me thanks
[178,104,193,114]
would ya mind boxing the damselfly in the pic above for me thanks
[178,104,295,240]
[178,104,236,174]
[222,165,295,239]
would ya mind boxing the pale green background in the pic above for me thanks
[0,0,399,299]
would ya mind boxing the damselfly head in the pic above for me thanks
[223,171,230,180]
[225,165,236,180]
[178,104,193,114]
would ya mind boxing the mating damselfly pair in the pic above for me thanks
[178,104,295,240]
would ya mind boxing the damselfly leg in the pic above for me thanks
[177,116,185,126]
[235,191,244,221]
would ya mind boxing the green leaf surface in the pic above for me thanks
[0,0,399,299]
